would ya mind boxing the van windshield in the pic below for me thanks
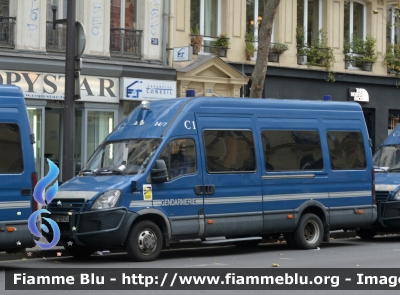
[82,139,161,176]
[373,145,400,171]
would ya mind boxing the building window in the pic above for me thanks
[297,0,323,46]
[344,0,366,42]
[0,0,9,16]
[387,7,400,45]
[110,0,137,29]
[191,0,221,54]
[46,0,67,21]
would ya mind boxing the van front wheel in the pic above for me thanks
[126,220,163,262]
[293,213,323,249]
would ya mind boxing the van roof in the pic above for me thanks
[0,85,25,105]
[107,97,363,141]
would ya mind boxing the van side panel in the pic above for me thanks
[0,86,36,251]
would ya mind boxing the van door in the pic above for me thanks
[195,114,263,238]
[152,137,204,237]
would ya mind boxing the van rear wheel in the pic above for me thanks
[126,220,162,262]
[293,213,323,249]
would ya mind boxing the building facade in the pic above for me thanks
[0,0,176,180]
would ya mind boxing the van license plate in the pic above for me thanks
[52,215,69,223]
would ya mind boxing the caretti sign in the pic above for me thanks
[121,78,176,101]
[0,70,119,103]
[349,88,369,103]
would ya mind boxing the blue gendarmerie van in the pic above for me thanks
[0,85,37,253]
[363,124,400,238]
[44,97,377,261]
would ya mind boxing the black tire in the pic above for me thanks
[126,220,163,262]
[293,213,323,249]
[64,245,95,259]
[356,228,377,240]
[283,233,298,249]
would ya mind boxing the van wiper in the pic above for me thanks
[111,169,126,175]
[96,169,126,176]
[388,167,400,172]
[79,169,98,176]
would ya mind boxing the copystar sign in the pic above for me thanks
[0,70,119,103]
[121,78,176,100]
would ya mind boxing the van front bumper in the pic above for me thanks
[42,207,138,247]
[376,200,400,230]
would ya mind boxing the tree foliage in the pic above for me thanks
[249,0,281,98]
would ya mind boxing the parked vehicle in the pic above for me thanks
[363,124,400,238]
[43,97,376,261]
[0,85,37,253]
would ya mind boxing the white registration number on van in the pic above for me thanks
[52,215,69,223]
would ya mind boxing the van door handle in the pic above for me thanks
[204,185,215,195]
[194,185,203,195]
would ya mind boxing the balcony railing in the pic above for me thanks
[110,28,142,57]
[46,22,67,52]
[0,16,16,48]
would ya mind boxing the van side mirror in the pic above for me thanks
[151,159,168,183]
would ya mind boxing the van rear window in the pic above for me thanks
[327,131,366,170]
[203,130,256,173]
[0,123,23,173]
[261,130,323,171]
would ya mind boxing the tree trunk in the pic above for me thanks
[249,0,281,98]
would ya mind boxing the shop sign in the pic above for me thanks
[0,70,119,103]
[121,78,176,100]
[173,46,193,62]
[349,88,369,102]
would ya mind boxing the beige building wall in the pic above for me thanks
[170,0,397,79]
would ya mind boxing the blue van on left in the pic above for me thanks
[0,85,37,253]
[44,97,376,261]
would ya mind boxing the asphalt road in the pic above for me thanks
[1,234,400,295]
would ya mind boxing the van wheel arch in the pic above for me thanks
[126,212,171,248]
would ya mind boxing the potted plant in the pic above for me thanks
[268,42,289,63]
[296,26,308,65]
[245,41,255,60]
[245,31,255,60]
[383,43,400,75]
[213,34,230,57]
[361,35,377,72]
[306,30,336,82]
[343,40,351,69]
[190,26,203,55]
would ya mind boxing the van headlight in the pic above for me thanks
[393,190,400,201]
[91,190,122,210]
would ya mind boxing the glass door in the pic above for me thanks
[27,107,44,179]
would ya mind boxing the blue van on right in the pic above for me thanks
[368,125,400,238]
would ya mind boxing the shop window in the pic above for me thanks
[123,100,141,119]
[344,0,366,43]
[203,130,256,173]
[191,0,221,54]
[297,0,323,46]
[158,138,197,180]
[27,107,43,178]
[86,110,115,161]
[327,131,366,170]
[261,130,323,171]
[389,111,400,135]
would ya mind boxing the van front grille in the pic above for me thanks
[78,210,125,233]
[47,198,87,213]
[375,191,390,202]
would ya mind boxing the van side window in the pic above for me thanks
[0,123,24,173]
[158,138,196,180]
[261,130,323,171]
[327,131,366,170]
[203,130,256,173]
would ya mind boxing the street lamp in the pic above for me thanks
[51,0,77,182]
